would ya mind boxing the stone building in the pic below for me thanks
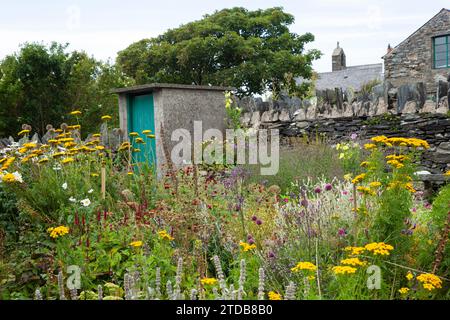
[383,8,450,93]
[299,42,383,92]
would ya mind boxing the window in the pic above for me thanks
[434,35,450,69]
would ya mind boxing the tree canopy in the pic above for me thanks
[117,7,321,97]
[0,43,129,137]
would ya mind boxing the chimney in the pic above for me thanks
[332,41,346,72]
[387,44,393,54]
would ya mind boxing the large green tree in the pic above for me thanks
[0,42,129,137]
[117,7,321,97]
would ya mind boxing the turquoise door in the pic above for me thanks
[127,94,156,167]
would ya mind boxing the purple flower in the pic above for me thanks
[342,191,349,195]
[256,219,262,226]
[251,215,258,222]
[314,187,322,194]
[300,199,308,207]
[325,183,332,191]
[248,238,255,245]
[351,133,358,141]
[268,252,275,258]
[338,228,347,237]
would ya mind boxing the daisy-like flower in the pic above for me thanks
[80,198,91,207]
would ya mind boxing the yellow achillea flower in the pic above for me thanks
[364,143,377,150]
[352,173,366,185]
[47,226,70,239]
[101,115,112,121]
[38,158,49,164]
[416,273,442,291]
[23,142,37,149]
[61,158,75,164]
[95,146,105,151]
[1,157,15,170]
[92,133,101,138]
[158,230,174,241]
[147,134,156,139]
[398,287,409,294]
[239,241,257,252]
[133,149,141,153]
[387,159,404,169]
[369,181,382,188]
[130,241,143,247]
[340,258,367,267]
[356,186,376,196]
[332,265,357,275]
[200,278,218,286]
[91,173,99,177]
[129,132,139,137]
[445,170,450,177]
[18,129,30,136]
[364,242,394,256]
[2,173,17,183]
[53,152,66,158]
[308,275,315,281]
[70,110,82,116]
[405,182,416,193]
[268,291,282,300]
[142,130,152,135]
[291,261,317,272]
[135,138,145,144]
[344,246,366,256]
[360,161,369,167]
[406,271,414,281]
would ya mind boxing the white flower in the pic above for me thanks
[62,182,68,190]
[80,198,91,207]
[12,171,23,183]
[88,189,94,194]
[69,197,77,203]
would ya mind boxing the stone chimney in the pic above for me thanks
[332,42,346,71]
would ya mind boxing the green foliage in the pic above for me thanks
[0,42,130,137]
[117,7,321,97]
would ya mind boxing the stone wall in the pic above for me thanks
[240,95,450,174]
[383,9,450,92]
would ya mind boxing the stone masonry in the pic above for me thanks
[384,9,450,92]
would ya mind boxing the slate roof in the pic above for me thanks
[297,63,383,92]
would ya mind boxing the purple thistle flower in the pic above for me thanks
[314,187,322,194]
[268,252,275,258]
[251,215,258,222]
[256,219,262,226]
[248,238,255,245]
[325,183,332,191]
[300,199,308,208]
[338,228,347,237]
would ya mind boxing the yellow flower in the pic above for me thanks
[445,170,450,177]
[406,271,414,281]
[133,148,141,153]
[352,174,366,185]
[416,273,442,291]
[147,134,156,139]
[92,133,101,138]
[95,146,105,151]
[129,132,139,137]
[47,226,70,239]
[343,173,352,181]
[129,241,143,248]
[340,258,367,267]
[360,161,369,167]
[158,230,174,241]
[405,182,416,194]
[239,241,257,252]
[356,186,376,196]
[127,172,134,176]
[18,129,30,136]
[268,291,282,300]
[200,278,218,286]
[70,110,82,116]
[364,143,377,150]
[61,158,75,164]
[91,173,99,177]
[387,159,404,169]
[332,265,357,275]
[2,173,16,183]
[142,130,152,135]
[307,275,315,281]
[101,115,112,121]
[398,287,410,294]
[344,246,366,256]
[53,152,66,158]
[364,242,394,256]
[38,158,49,164]
[369,181,382,188]
[291,261,317,272]
[135,138,145,144]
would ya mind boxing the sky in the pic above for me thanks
[0,0,449,72]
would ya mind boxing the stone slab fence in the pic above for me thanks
[239,82,450,175]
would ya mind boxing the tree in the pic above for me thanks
[0,42,130,137]
[117,7,321,97]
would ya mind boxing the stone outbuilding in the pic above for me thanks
[383,8,450,93]
[112,83,232,173]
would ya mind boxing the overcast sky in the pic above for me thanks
[0,0,448,72]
